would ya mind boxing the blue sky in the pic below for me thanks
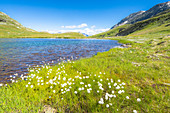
[0,0,168,35]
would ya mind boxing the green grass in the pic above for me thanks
[90,9,170,38]
[0,32,169,112]
[0,9,169,113]
[0,11,86,39]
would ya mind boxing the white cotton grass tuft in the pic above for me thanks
[133,110,137,113]
[15,64,139,110]
[74,91,77,94]
[137,98,141,102]
[106,104,109,108]
[126,96,129,99]
[30,85,33,88]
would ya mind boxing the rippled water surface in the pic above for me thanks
[0,38,121,82]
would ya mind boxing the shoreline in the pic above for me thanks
[0,38,121,83]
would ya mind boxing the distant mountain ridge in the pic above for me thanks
[111,1,170,29]
[90,8,170,38]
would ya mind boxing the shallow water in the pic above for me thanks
[0,38,121,83]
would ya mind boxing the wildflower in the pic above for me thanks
[87,89,91,93]
[46,82,49,84]
[41,80,44,82]
[63,77,66,81]
[99,86,104,90]
[66,89,70,91]
[78,88,82,91]
[112,91,114,94]
[25,85,28,87]
[109,103,112,106]
[80,82,84,85]
[49,96,51,98]
[118,79,121,82]
[106,78,109,80]
[109,86,111,88]
[30,85,33,88]
[137,98,141,102]
[53,90,56,93]
[37,83,40,85]
[106,104,109,108]
[118,90,122,94]
[97,90,99,93]
[37,80,40,82]
[99,72,102,74]
[114,83,117,86]
[116,85,120,89]
[126,96,129,99]
[98,98,104,104]
[105,95,108,100]
[122,82,126,85]
[82,87,84,90]
[85,85,87,87]
[98,76,100,78]
[41,83,44,85]
[50,86,53,89]
[111,79,113,83]
[86,76,89,78]
[11,80,15,83]
[113,95,116,98]
[88,84,91,87]
[74,91,77,94]
[133,110,137,113]
[100,79,103,81]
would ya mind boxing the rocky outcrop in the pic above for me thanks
[111,1,170,29]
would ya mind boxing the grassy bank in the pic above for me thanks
[0,33,169,112]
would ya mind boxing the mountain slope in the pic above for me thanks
[111,1,170,29]
[116,9,170,36]
[90,9,170,38]
[0,12,86,38]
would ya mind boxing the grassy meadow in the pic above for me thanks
[0,32,169,112]
[0,8,169,113]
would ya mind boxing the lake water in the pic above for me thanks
[0,38,121,83]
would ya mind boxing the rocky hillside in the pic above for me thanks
[90,9,170,38]
[111,1,170,29]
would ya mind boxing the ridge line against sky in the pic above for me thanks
[0,0,168,35]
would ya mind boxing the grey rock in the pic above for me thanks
[111,1,170,29]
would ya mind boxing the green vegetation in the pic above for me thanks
[0,8,169,113]
[0,32,169,112]
[90,24,131,38]
[90,9,170,38]
[0,12,86,39]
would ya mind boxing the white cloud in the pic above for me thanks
[61,23,88,29]
[91,25,96,29]
[45,27,109,36]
